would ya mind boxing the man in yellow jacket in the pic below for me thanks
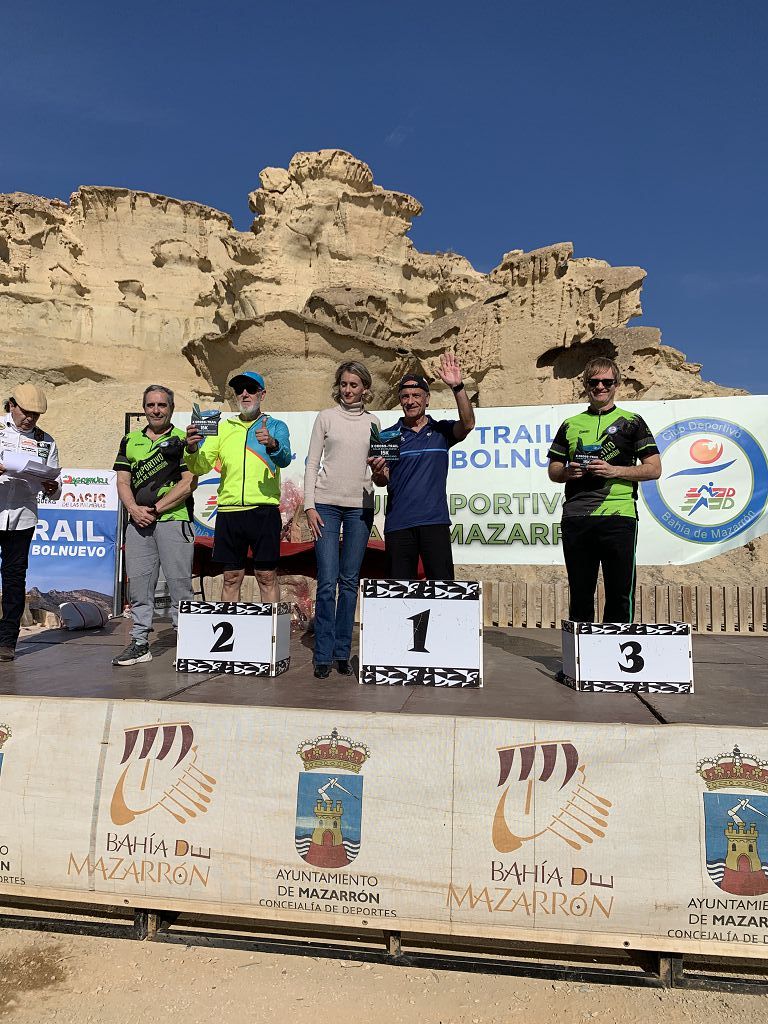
[185,371,292,602]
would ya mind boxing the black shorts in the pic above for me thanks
[212,506,282,571]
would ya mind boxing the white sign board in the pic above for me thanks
[175,600,291,676]
[359,579,483,686]
[561,621,693,693]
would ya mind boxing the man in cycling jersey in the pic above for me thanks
[547,357,661,623]
[185,371,292,603]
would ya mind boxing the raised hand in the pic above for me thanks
[437,351,463,388]
[255,415,273,449]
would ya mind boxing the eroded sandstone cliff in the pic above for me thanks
[3,148,759,584]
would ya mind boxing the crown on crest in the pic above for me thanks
[697,746,768,793]
[297,728,370,773]
[0,724,11,749]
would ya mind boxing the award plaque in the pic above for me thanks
[572,441,602,469]
[191,403,221,437]
[369,424,401,462]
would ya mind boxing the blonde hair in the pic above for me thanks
[582,357,621,391]
[331,361,373,404]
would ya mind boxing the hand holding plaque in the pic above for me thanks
[369,424,401,462]
[191,403,221,437]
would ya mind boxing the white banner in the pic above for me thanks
[3,699,768,959]
[182,396,768,566]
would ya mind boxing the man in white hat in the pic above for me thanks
[0,383,61,660]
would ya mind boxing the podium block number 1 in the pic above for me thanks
[409,610,430,653]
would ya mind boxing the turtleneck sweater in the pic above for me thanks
[304,404,381,510]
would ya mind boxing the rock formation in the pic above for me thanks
[1,148,742,471]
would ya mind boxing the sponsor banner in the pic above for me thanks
[28,470,119,609]
[181,395,768,566]
[3,699,768,957]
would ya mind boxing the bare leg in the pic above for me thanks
[256,569,280,603]
[221,569,246,602]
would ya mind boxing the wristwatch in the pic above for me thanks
[451,382,465,394]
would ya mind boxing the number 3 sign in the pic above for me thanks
[560,620,693,693]
[359,579,483,686]
[175,601,292,675]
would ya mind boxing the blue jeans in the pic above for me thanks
[313,503,374,664]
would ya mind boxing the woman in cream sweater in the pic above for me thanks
[304,361,379,679]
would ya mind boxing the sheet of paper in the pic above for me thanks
[1,451,60,482]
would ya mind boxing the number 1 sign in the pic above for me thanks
[560,620,693,693]
[175,601,292,675]
[359,579,483,686]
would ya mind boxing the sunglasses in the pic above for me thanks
[234,382,263,395]
[587,378,617,389]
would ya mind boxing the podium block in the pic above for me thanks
[359,579,483,686]
[175,600,291,675]
[560,620,693,693]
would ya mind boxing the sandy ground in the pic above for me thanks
[1,928,767,1024]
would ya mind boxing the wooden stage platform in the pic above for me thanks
[2,617,766,728]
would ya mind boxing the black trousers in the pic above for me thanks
[385,524,455,580]
[561,516,638,623]
[0,527,35,648]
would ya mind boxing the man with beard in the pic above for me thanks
[185,371,292,602]
[113,385,197,666]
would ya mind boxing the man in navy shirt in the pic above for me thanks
[369,352,475,579]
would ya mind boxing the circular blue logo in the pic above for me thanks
[643,417,768,544]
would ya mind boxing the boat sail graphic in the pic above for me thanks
[110,721,217,826]
[492,740,612,853]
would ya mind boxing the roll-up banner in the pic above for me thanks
[181,395,768,566]
[27,470,120,615]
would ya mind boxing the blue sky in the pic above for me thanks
[2,1,765,393]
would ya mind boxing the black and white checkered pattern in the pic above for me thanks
[571,621,690,636]
[361,580,480,601]
[174,658,272,675]
[360,664,481,687]
[178,601,273,616]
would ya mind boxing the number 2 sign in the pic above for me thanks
[175,600,292,676]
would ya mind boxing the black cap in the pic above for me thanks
[398,373,430,393]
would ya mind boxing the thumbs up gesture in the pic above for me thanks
[255,415,275,452]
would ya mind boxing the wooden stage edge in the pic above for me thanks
[2,617,767,728]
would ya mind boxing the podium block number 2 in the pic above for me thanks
[618,640,644,674]
[408,610,430,653]
[211,621,235,653]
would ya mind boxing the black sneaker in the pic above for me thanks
[335,660,354,676]
[313,664,332,679]
[0,645,16,662]
[112,641,152,667]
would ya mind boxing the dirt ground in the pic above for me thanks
[1,927,767,1024]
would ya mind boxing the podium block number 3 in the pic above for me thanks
[211,622,235,653]
[408,610,430,653]
[618,640,644,674]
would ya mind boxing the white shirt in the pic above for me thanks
[0,412,61,530]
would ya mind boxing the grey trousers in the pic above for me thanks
[125,520,195,641]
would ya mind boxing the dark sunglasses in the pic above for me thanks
[587,378,617,389]
[234,382,263,395]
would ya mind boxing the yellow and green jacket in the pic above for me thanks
[185,415,292,510]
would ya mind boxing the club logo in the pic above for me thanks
[642,417,768,544]
[295,728,369,867]
[697,746,768,895]
[0,723,11,781]
[492,739,612,853]
[110,721,217,826]
[192,474,221,536]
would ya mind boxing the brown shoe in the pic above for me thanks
[0,645,16,661]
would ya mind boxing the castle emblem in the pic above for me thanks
[0,723,11,780]
[492,740,612,853]
[294,728,369,867]
[697,745,768,895]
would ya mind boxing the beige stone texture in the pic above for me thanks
[0,148,759,586]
